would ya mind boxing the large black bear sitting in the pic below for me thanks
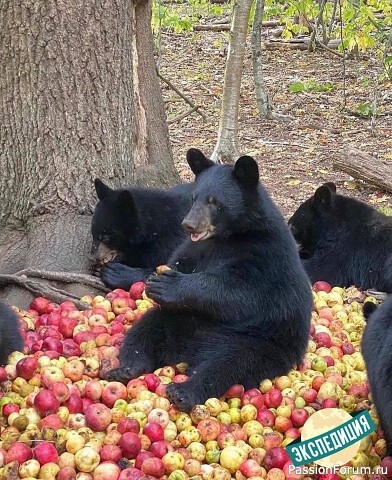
[107,149,312,412]
[362,298,392,455]
[0,302,23,365]
[288,182,392,292]
[92,179,193,289]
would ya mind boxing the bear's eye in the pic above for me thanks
[208,196,218,206]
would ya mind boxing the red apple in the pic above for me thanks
[65,393,83,413]
[314,332,332,348]
[291,408,310,427]
[322,398,337,409]
[84,380,103,401]
[240,459,262,477]
[38,414,64,430]
[5,442,33,464]
[119,468,144,480]
[135,451,155,470]
[313,281,332,293]
[52,382,71,403]
[129,282,146,300]
[119,432,142,459]
[264,447,290,470]
[85,403,112,431]
[2,403,20,416]
[144,373,160,392]
[57,466,77,480]
[34,389,60,416]
[101,381,127,408]
[342,342,355,355]
[143,422,165,442]
[141,457,165,477]
[149,440,174,458]
[33,441,59,465]
[58,317,78,338]
[30,297,50,315]
[42,336,63,354]
[61,339,81,357]
[256,408,275,427]
[264,388,283,408]
[117,417,141,434]
[100,445,122,463]
[16,356,39,380]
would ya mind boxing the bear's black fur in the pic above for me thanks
[92,179,193,289]
[107,149,312,412]
[288,183,392,292]
[362,297,392,455]
[0,302,24,366]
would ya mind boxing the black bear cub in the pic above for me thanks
[289,182,392,292]
[107,149,312,412]
[91,179,193,289]
[362,297,392,455]
[0,302,24,365]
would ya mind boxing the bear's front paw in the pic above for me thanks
[100,263,136,289]
[106,366,143,384]
[146,271,183,306]
[166,382,203,413]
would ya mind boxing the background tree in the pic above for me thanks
[211,0,253,163]
[0,0,179,306]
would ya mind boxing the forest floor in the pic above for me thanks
[158,28,392,219]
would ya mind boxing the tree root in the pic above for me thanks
[0,269,110,310]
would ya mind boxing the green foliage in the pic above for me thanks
[152,0,231,34]
[356,101,374,117]
[384,55,392,79]
[262,0,392,55]
[379,206,392,216]
[289,78,336,93]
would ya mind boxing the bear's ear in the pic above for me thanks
[118,190,138,216]
[322,182,337,193]
[314,183,336,208]
[95,178,113,200]
[233,156,259,187]
[187,148,215,176]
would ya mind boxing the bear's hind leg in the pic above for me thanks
[167,333,297,412]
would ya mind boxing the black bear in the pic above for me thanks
[362,297,392,455]
[107,149,312,412]
[0,302,24,366]
[288,182,392,292]
[92,179,193,289]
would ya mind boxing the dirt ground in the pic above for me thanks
[159,29,392,219]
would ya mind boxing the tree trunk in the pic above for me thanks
[211,0,253,163]
[251,0,272,118]
[0,0,178,307]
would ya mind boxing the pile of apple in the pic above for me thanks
[0,281,391,480]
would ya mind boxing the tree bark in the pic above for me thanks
[211,0,253,163]
[0,0,178,307]
[333,149,392,193]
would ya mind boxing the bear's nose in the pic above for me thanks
[182,217,198,233]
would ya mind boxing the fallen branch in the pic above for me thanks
[0,274,92,310]
[193,20,280,32]
[264,37,341,52]
[333,148,392,193]
[157,71,207,123]
[259,139,311,149]
[16,269,109,292]
[167,106,199,124]
[193,24,230,32]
